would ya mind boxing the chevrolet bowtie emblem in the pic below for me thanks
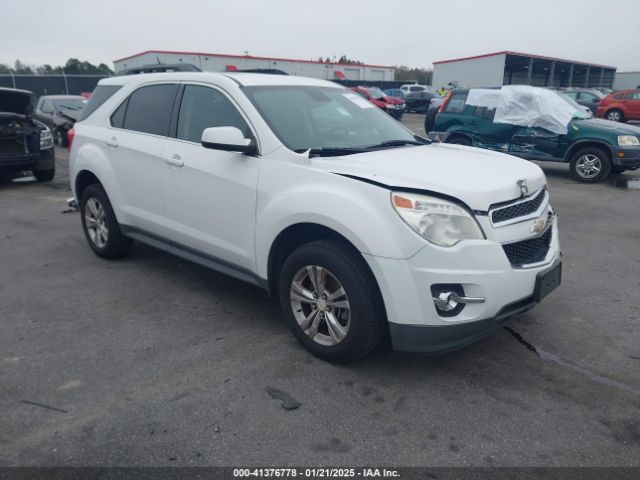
[517,179,529,197]
[531,216,547,235]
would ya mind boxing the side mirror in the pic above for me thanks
[201,126,257,154]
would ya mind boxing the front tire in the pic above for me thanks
[569,147,612,183]
[278,240,386,363]
[32,167,55,182]
[80,184,132,259]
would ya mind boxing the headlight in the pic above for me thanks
[618,135,640,146]
[391,192,485,247]
[386,103,397,109]
[40,128,54,150]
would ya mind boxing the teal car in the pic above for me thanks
[432,89,640,183]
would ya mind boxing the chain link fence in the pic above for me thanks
[0,74,108,96]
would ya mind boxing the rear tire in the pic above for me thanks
[278,239,386,363]
[80,184,132,259]
[569,147,612,183]
[55,129,68,147]
[605,109,624,122]
[424,107,439,133]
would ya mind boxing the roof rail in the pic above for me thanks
[115,63,202,76]
[228,68,289,75]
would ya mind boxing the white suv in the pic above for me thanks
[400,84,433,95]
[69,72,561,363]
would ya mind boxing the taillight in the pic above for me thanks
[438,92,452,113]
[67,128,75,150]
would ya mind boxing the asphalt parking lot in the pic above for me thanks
[1,118,639,467]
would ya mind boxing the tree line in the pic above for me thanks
[0,59,114,76]
[394,66,433,85]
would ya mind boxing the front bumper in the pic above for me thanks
[386,106,405,119]
[0,147,54,173]
[363,217,561,354]
[388,260,561,354]
[613,146,640,168]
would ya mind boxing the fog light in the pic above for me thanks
[431,284,485,317]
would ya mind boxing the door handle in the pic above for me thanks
[165,153,184,168]
[469,120,479,126]
[105,137,119,148]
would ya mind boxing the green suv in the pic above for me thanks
[431,89,640,183]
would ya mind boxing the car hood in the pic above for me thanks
[384,96,404,105]
[0,88,35,116]
[313,143,546,211]
[572,118,640,135]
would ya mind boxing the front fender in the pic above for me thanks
[254,159,426,279]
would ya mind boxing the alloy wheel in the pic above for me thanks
[575,154,602,179]
[84,197,109,248]
[289,265,351,346]
[607,111,621,122]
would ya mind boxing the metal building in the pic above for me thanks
[614,71,640,90]
[432,51,616,90]
[113,50,395,81]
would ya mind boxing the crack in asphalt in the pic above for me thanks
[21,400,68,413]
[505,327,640,398]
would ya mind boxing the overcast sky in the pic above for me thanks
[2,0,638,71]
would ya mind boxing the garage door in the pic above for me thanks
[344,68,360,81]
[368,69,385,81]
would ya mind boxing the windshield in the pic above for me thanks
[54,98,87,111]
[558,92,590,119]
[243,85,416,152]
[367,88,386,100]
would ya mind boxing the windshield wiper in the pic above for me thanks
[294,147,367,157]
[294,138,429,157]
[364,138,430,150]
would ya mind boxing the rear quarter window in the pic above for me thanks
[77,85,122,121]
[444,93,468,113]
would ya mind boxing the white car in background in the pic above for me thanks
[400,84,435,95]
[68,72,561,363]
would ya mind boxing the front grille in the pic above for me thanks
[502,226,553,267]
[491,188,546,224]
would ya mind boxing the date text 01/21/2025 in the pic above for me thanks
[232,468,400,478]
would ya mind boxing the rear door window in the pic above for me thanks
[473,106,496,121]
[122,84,179,136]
[578,92,598,101]
[444,93,468,113]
